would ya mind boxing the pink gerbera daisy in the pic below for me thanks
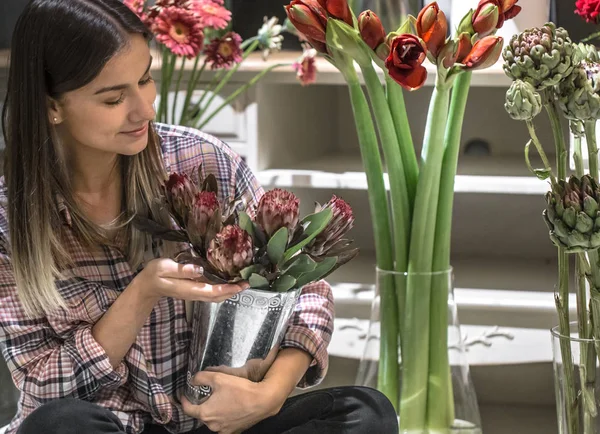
[188,0,232,30]
[124,0,145,14]
[153,7,205,58]
[204,32,243,69]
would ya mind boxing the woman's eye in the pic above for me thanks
[106,94,125,106]
[140,75,154,85]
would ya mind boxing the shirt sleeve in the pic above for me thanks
[0,249,128,406]
[230,154,335,388]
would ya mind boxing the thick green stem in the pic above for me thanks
[171,57,186,125]
[195,40,260,128]
[385,74,418,212]
[157,47,170,123]
[426,72,472,429]
[586,120,599,178]
[400,79,451,430]
[344,63,398,411]
[197,63,288,130]
[546,99,579,433]
[526,120,557,186]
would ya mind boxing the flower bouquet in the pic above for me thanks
[285,0,521,432]
[124,0,318,128]
[133,167,358,404]
[503,20,600,433]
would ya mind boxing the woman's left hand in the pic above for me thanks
[181,371,283,434]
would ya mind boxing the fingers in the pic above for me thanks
[157,260,204,280]
[165,279,245,302]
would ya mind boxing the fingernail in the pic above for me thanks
[193,265,204,275]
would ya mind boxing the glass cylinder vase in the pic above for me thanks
[552,322,600,434]
[356,267,481,434]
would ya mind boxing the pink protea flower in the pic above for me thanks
[204,32,243,69]
[293,44,318,86]
[207,225,254,277]
[164,172,198,226]
[305,195,355,256]
[187,191,220,243]
[256,189,300,237]
[188,0,232,29]
[153,6,205,58]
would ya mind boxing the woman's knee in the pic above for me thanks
[18,398,123,434]
[340,386,398,432]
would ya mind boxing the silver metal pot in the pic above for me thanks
[185,287,301,404]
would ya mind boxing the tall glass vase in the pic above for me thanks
[350,0,422,34]
[356,267,481,434]
[552,322,600,433]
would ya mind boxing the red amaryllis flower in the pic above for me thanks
[204,32,243,69]
[316,0,353,26]
[154,7,205,58]
[188,0,232,29]
[461,35,503,70]
[293,45,318,86]
[472,1,500,37]
[385,34,428,90]
[576,0,600,23]
[416,2,448,59]
[285,0,329,53]
[475,0,521,29]
[358,10,386,51]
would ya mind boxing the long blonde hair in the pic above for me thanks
[2,0,167,318]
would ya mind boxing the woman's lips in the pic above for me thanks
[122,123,148,137]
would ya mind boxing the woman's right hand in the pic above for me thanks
[135,258,248,302]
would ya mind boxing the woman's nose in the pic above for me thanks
[130,91,156,122]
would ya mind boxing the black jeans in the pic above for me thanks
[16,386,398,434]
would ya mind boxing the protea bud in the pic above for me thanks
[544,175,600,252]
[504,79,542,121]
[503,23,576,90]
[306,195,354,256]
[256,189,300,237]
[556,60,600,121]
[358,10,386,51]
[207,225,254,277]
[187,191,220,244]
[164,173,198,226]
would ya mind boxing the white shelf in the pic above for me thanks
[257,153,550,195]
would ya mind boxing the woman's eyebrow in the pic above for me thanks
[93,56,153,95]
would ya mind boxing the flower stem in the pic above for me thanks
[171,57,186,125]
[343,61,398,411]
[582,30,600,43]
[180,55,205,125]
[546,99,579,434]
[385,74,418,212]
[427,71,473,429]
[157,47,170,123]
[585,120,599,178]
[197,63,289,130]
[526,120,557,186]
[195,40,260,129]
[400,78,451,430]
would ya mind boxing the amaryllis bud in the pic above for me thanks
[461,35,503,70]
[358,10,386,51]
[207,225,254,277]
[385,34,428,90]
[318,0,353,26]
[472,1,500,37]
[438,32,472,68]
[285,0,328,44]
[416,2,448,59]
[164,173,197,226]
[497,0,521,28]
[256,189,300,237]
[187,191,220,243]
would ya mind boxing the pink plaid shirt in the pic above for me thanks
[0,124,334,434]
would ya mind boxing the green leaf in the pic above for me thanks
[282,209,333,263]
[525,139,552,181]
[295,257,338,287]
[249,273,269,289]
[131,215,189,242]
[284,254,317,278]
[267,227,288,265]
[240,264,263,280]
[272,274,297,292]
[238,211,256,242]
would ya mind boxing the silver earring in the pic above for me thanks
[53,117,57,123]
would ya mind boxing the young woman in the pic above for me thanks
[0,1,398,433]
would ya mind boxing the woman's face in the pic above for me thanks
[50,34,157,159]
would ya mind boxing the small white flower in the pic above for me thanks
[257,16,284,60]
